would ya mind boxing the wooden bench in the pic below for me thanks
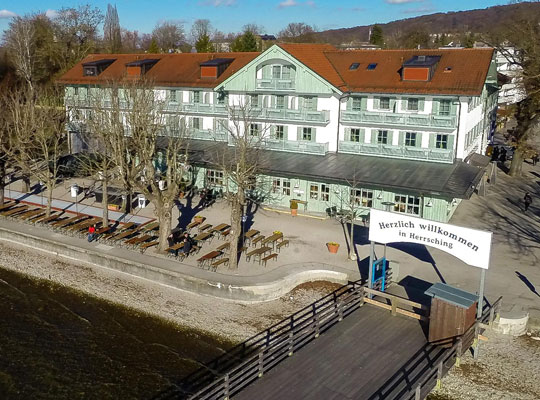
[219,229,231,239]
[216,242,230,252]
[276,239,289,252]
[140,240,159,253]
[211,257,229,271]
[251,235,265,247]
[261,253,278,267]
[198,223,212,233]
[177,245,201,261]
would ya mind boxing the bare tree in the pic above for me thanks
[103,4,122,53]
[484,14,540,176]
[278,22,317,43]
[210,101,268,269]
[0,92,11,205]
[4,16,36,93]
[190,19,212,43]
[5,87,65,216]
[152,21,185,52]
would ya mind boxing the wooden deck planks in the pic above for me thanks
[234,305,431,400]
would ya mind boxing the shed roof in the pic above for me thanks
[425,283,478,309]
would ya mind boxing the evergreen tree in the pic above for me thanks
[195,33,214,53]
[103,4,122,53]
[240,31,258,52]
[369,25,384,47]
[148,38,159,53]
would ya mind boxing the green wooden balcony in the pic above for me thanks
[165,102,227,115]
[338,141,454,163]
[261,139,329,155]
[256,78,295,91]
[189,128,228,142]
[341,110,457,129]
[249,107,330,124]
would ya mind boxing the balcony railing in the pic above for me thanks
[256,78,295,91]
[248,107,330,124]
[341,110,457,129]
[189,128,228,142]
[338,141,454,163]
[261,139,329,155]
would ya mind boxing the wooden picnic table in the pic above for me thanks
[141,222,159,232]
[0,201,15,212]
[244,229,260,240]
[167,242,185,256]
[246,246,272,263]
[15,208,39,219]
[96,226,113,235]
[194,231,213,242]
[119,222,137,231]
[197,250,222,268]
[51,215,85,228]
[216,242,230,252]
[262,232,284,249]
[70,218,100,233]
[125,234,152,246]
[35,213,61,224]
[140,240,159,252]
[20,209,45,221]
[187,220,202,231]
[210,223,230,233]
[198,223,212,233]
[2,205,29,217]
[112,229,139,241]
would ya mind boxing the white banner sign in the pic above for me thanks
[369,209,492,269]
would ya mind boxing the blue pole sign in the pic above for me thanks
[371,257,387,291]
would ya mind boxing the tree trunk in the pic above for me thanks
[228,194,244,270]
[46,181,54,217]
[349,218,357,260]
[0,161,5,205]
[122,190,132,213]
[101,176,109,227]
[157,202,172,252]
[22,175,30,193]
[508,148,524,177]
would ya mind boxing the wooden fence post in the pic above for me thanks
[473,324,480,360]
[435,361,443,389]
[314,313,320,338]
[456,338,462,367]
[258,351,264,378]
[223,373,230,400]
[288,331,294,356]
[338,300,344,321]
[391,298,397,316]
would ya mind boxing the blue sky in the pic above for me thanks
[1,0,505,38]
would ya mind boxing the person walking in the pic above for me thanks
[532,153,539,166]
[88,224,96,242]
[524,192,533,212]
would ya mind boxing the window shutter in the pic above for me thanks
[271,96,276,108]
[263,95,269,108]
[297,126,302,141]
[429,133,436,148]
[450,101,458,116]
[399,131,405,146]
[283,125,288,139]
[346,97,353,110]
[344,127,351,141]
[390,98,397,112]
[298,96,304,110]
[402,99,408,111]
[415,132,422,147]
[432,99,439,115]
[447,134,455,150]
[312,97,318,111]
[419,98,425,112]
[262,65,270,79]
[284,96,290,110]
[359,128,365,143]
[371,129,378,144]
[311,128,316,142]
[360,97,367,110]
[189,91,193,102]
[270,125,275,138]
[373,97,380,109]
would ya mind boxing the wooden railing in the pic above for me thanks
[186,282,365,400]
[363,287,430,321]
[404,296,503,400]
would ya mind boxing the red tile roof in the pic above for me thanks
[57,52,259,87]
[58,47,494,96]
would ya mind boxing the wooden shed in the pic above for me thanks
[425,283,478,345]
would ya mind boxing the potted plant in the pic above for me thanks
[326,242,340,254]
[290,200,298,216]
[194,215,205,223]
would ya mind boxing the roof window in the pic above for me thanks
[444,66,452,72]
[367,63,378,70]
[349,63,360,71]
[82,59,116,77]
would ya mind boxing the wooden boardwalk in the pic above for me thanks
[234,305,444,400]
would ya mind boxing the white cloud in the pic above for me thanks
[0,9,17,19]
[209,0,236,6]
[278,0,298,7]
[386,0,423,4]
[45,9,58,19]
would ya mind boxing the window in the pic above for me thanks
[193,91,200,103]
[249,123,260,136]
[349,63,360,70]
[74,87,79,96]
[302,127,313,141]
[321,184,329,201]
[275,125,285,140]
[351,188,373,207]
[439,100,451,116]
[436,134,448,149]
[405,132,417,147]
[207,169,224,185]
[407,98,419,111]
[169,90,177,102]
[310,184,319,200]
[281,65,291,79]
[367,63,377,70]
[272,65,281,78]
[351,128,362,143]
[352,97,363,111]
[394,195,420,215]
[303,96,316,111]
[276,95,285,109]
[250,94,259,108]
[380,97,390,110]
[273,178,291,195]
[192,117,201,129]
[377,130,388,144]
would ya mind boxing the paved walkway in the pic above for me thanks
[5,189,153,225]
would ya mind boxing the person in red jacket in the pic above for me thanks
[88,224,96,242]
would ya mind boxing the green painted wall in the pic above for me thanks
[220,45,338,95]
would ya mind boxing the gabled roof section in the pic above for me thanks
[278,43,347,91]
[324,48,495,96]
[58,52,259,88]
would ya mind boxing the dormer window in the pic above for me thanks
[125,59,159,77]
[402,55,441,82]
[349,63,360,70]
[200,58,234,78]
[82,59,115,76]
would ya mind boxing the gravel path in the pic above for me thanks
[429,330,540,400]
[0,241,340,344]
